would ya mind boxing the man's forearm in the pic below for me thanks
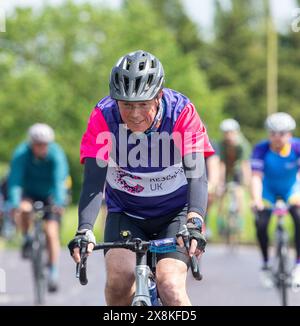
[78,158,107,230]
[242,160,251,187]
[8,185,22,209]
[219,161,226,185]
[251,173,263,202]
[183,152,208,220]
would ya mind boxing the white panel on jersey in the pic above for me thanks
[106,160,187,197]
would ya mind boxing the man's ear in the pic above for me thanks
[157,90,163,100]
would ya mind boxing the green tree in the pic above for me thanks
[201,0,268,142]
[0,1,222,199]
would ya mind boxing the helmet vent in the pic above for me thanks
[147,74,154,87]
[126,60,132,71]
[114,73,119,86]
[139,61,146,71]
[135,77,142,94]
[124,75,129,93]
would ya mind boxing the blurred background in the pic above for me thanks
[1,0,300,305]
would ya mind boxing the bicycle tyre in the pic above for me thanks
[278,244,288,306]
[226,213,240,248]
[32,233,47,305]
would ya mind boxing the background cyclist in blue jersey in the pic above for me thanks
[68,50,214,306]
[251,112,300,288]
[7,124,69,292]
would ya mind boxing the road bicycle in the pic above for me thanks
[218,181,242,247]
[75,225,202,306]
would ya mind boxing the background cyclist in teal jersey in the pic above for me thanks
[7,123,69,292]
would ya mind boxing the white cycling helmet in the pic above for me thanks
[265,112,296,133]
[220,119,240,132]
[28,123,55,144]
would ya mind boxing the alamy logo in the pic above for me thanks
[0,268,6,293]
[0,9,6,32]
[291,8,300,32]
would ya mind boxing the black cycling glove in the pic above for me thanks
[186,219,207,252]
[68,229,96,256]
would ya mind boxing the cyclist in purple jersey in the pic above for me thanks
[68,50,214,305]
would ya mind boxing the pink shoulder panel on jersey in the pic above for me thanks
[80,108,112,164]
[172,103,215,157]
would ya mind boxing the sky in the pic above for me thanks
[1,0,298,34]
[184,0,297,34]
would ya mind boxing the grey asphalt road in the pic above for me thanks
[1,244,300,306]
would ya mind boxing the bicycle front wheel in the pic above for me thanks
[278,245,289,306]
[31,234,47,305]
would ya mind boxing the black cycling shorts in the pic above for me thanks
[104,205,190,267]
[22,195,61,222]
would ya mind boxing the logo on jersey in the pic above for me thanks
[285,161,298,170]
[114,169,144,194]
[107,161,187,197]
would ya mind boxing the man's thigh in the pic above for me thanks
[104,212,147,251]
[105,248,136,280]
[155,208,190,267]
[104,211,148,283]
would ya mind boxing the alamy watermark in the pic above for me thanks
[92,125,207,179]
[0,268,6,293]
[0,8,6,32]
[291,8,300,32]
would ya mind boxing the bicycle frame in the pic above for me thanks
[227,182,239,215]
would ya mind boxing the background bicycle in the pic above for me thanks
[217,181,243,248]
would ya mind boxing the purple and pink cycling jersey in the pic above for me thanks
[80,88,214,219]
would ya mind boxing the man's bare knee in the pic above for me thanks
[156,258,189,306]
[20,200,33,214]
[105,249,135,303]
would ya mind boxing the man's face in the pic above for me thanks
[269,131,292,151]
[32,142,49,158]
[223,130,239,145]
[118,94,162,133]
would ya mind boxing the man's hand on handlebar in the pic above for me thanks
[68,229,96,263]
[178,237,202,257]
[176,217,207,258]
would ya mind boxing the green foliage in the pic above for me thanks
[1,0,300,203]
[0,1,221,200]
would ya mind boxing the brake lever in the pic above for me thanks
[177,225,203,281]
[76,240,88,285]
